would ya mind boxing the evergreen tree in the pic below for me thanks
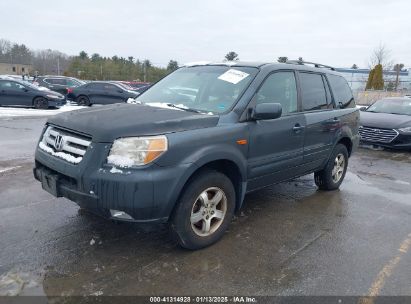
[167,60,179,71]
[372,64,384,90]
[365,68,375,90]
[224,51,239,61]
[277,57,288,63]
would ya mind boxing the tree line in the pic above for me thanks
[0,38,179,82]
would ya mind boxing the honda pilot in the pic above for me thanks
[34,61,360,249]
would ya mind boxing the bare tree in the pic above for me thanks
[394,63,404,91]
[369,43,393,69]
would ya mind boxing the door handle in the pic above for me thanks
[293,124,305,133]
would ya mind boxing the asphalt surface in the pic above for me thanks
[0,115,410,298]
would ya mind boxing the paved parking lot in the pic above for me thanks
[0,114,410,297]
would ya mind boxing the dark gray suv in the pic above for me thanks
[34,61,360,249]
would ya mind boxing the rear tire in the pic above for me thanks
[170,170,235,250]
[33,97,49,109]
[76,95,90,106]
[314,144,348,191]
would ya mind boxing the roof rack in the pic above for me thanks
[286,60,335,71]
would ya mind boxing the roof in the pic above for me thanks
[182,61,341,75]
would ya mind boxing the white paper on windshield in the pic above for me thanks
[218,69,249,84]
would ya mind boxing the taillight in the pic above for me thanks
[67,88,73,94]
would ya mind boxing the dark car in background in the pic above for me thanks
[34,61,359,249]
[359,98,411,149]
[68,81,139,106]
[0,79,65,108]
[34,76,85,95]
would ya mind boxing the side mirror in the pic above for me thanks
[252,103,282,120]
[359,106,367,111]
[118,89,124,93]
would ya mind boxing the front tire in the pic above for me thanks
[314,144,348,190]
[33,97,49,109]
[170,170,235,250]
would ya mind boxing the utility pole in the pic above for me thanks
[57,57,60,75]
[143,63,147,82]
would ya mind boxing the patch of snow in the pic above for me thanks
[145,103,182,111]
[127,97,139,104]
[37,86,50,91]
[0,166,21,173]
[90,239,96,246]
[0,103,85,118]
[91,290,103,296]
[183,61,212,67]
[109,167,123,174]
[39,141,82,164]
[107,155,135,168]
[213,61,238,66]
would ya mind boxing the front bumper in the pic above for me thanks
[48,98,67,107]
[34,142,192,223]
[360,133,411,150]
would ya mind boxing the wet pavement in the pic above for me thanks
[0,116,410,298]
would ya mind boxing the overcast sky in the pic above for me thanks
[1,0,410,68]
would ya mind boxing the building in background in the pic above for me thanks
[336,67,411,92]
[0,61,33,75]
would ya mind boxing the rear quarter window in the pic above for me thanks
[327,74,355,108]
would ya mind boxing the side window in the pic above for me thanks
[299,72,328,111]
[323,76,333,107]
[0,81,11,89]
[66,79,80,87]
[88,83,103,90]
[327,74,354,108]
[256,71,298,115]
[46,78,66,85]
[104,84,118,91]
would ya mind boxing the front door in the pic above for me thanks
[247,71,306,191]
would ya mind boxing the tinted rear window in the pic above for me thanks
[45,78,67,85]
[299,72,328,111]
[327,74,354,108]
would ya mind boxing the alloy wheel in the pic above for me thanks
[190,187,227,237]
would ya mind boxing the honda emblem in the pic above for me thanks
[54,135,64,151]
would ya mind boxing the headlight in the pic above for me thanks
[398,127,411,134]
[107,136,168,167]
[46,94,61,99]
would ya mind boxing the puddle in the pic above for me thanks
[343,172,411,205]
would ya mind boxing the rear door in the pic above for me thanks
[247,70,306,190]
[87,83,105,103]
[297,72,338,169]
[103,84,125,104]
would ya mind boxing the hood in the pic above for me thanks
[47,103,219,142]
[360,111,411,129]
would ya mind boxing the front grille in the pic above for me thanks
[359,126,399,143]
[39,126,91,164]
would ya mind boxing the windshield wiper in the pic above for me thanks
[166,103,203,114]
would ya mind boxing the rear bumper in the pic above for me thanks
[34,143,193,223]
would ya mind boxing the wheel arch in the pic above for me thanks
[168,157,247,221]
[337,136,353,156]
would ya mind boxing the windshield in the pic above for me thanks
[137,65,258,114]
[366,99,411,115]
